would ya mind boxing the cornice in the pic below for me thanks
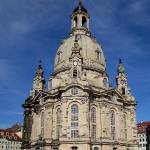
[24,85,136,108]
[52,62,106,77]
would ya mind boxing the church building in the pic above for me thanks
[21,2,138,150]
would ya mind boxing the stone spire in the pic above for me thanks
[118,59,125,74]
[116,59,136,102]
[71,1,90,36]
[31,61,46,97]
[116,59,128,96]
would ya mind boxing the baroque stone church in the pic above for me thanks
[22,1,138,150]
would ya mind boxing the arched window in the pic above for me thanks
[95,49,101,62]
[71,104,79,138]
[111,110,116,140]
[72,146,78,150]
[111,111,115,125]
[57,51,61,63]
[56,108,61,124]
[73,69,77,79]
[94,147,99,150]
[71,87,78,95]
[56,108,61,139]
[74,17,78,28]
[124,114,127,139]
[103,78,107,88]
[49,79,52,89]
[91,107,96,140]
[122,88,125,95]
[82,16,87,28]
[91,107,96,123]
[41,112,44,137]
[124,114,126,129]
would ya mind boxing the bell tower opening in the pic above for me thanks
[122,87,126,95]
[73,69,78,78]
[74,16,78,29]
[82,16,87,28]
[71,1,90,35]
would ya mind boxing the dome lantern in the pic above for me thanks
[71,1,90,36]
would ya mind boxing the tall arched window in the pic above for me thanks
[82,16,87,28]
[56,108,61,139]
[71,104,79,138]
[124,114,127,140]
[57,51,62,63]
[41,112,44,137]
[49,79,52,89]
[91,107,96,140]
[91,107,96,123]
[124,114,126,129]
[71,87,78,95]
[111,110,116,140]
[122,88,125,95]
[74,17,78,28]
[103,78,107,88]
[96,51,100,61]
[73,69,77,79]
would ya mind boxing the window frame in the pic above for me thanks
[71,104,79,138]
[91,107,96,140]
[56,108,62,139]
[111,110,116,140]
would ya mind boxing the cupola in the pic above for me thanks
[71,1,90,36]
[116,59,128,96]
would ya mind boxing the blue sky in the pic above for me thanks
[0,0,150,128]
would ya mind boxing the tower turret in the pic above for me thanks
[116,59,136,102]
[71,1,90,36]
[116,59,128,96]
[31,62,46,97]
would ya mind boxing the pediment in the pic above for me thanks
[33,91,50,102]
[99,88,124,101]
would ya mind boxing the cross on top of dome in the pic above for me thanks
[73,0,88,14]
[118,58,125,74]
[36,60,44,77]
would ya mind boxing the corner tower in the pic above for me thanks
[31,62,45,97]
[116,59,128,95]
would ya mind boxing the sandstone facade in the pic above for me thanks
[21,2,138,150]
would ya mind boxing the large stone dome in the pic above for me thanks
[54,34,106,73]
